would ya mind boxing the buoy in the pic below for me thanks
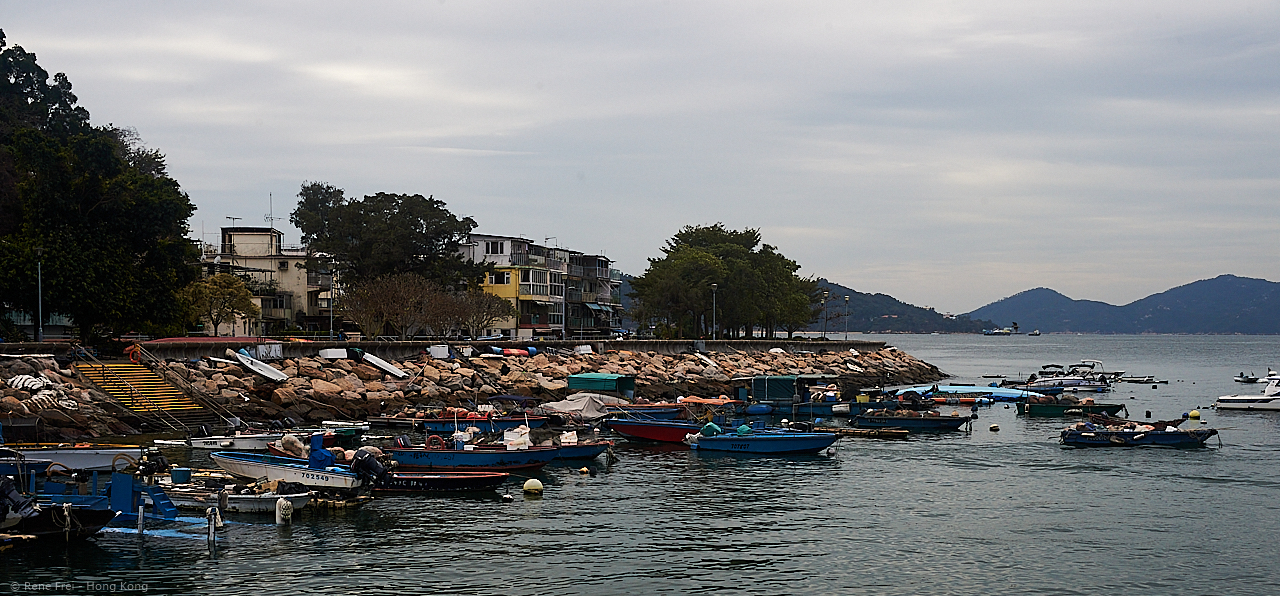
[522,478,544,495]
[825,447,836,456]
[1189,410,1201,419]
[578,467,590,475]
[501,494,514,502]
[276,497,293,525]
[1145,411,1152,418]
[1152,385,1158,390]
[989,424,1000,432]
[1182,412,1190,419]
[1004,404,1010,409]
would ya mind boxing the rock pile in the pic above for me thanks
[1,346,946,437]
[0,355,142,440]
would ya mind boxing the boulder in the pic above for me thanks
[271,387,299,407]
[332,359,354,372]
[299,364,329,380]
[351,364,383,381]
[310,379,343,397]
[333,375,364,392]
[418,366,441,383]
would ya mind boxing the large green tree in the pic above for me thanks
[182,273,260,336]
[291,182,488,287]
[629,224,819,338]
[0,30,198,342]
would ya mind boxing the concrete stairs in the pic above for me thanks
[75,362,218,427]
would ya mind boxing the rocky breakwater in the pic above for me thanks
[1,346,947,435]
[0,355,142,440]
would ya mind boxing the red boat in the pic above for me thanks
[607,419,702,443]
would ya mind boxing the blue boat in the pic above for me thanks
[744,403,774,416]
[852,411,973,431]
[892,384,1048,402]
[1060,427,1218,447]
[420,416,548,433]
[0,449,51,476]
[688,431,838,454]
[385,445,559,472]
[554,441,614,460]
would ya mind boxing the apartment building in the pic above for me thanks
[200,227,331,336]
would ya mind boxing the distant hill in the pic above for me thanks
[811,279,993,334]
[965,274,1280,334]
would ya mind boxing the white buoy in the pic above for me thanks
[501,494,514,502]
[276,497,294,525]
[989,424,1000,432]
[522,478,544,495]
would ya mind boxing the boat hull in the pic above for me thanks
[0,458,52,476]
[1060,428,1218,447]
[146,489,313,513]
[605,406,683,420]
[211,452,362,489]
[851,415,972,431]
[372,472,510,494]
[10,445,144,471]
[1017,403,1127,417]
[187,433,283,450]
[385,446,558,472]
[554,441,613,460]
[2,507,118,541]
[690,433,838,454]
[420,416,548,433]
[1213,399,1280,411]
[607,419,702,443]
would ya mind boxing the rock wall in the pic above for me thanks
[1,346,946,437]
[0,355,142,440]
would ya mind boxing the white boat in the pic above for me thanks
[144,486,313,513]
[10,444,144,471]
[1234,372,1261,383]
[233,350,289,382]
[211,452,364,489]
[1214,380,1280,411]
[184,432,284,450]
[361,352,409,379]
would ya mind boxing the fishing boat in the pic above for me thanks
[367,415,420,428]
[7,444,144,471]
[385,437,559,472]
[1,476,118,541]
[607,419,703,443]
[145,485,314,513]
[685,430,838,454]
[604,404,685,420]
[212,451,365,489]
[419,415,549,434]
[466,440,615,460]
[1213,380,1280,411]
[370,471,510,494]
[0,449,51,476]
[1016,402,1127,417]
[851,410,973,431]
[169,432,284,450]
[1060,423,1218,447]
[892,384,1048,402]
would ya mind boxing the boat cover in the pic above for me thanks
[539,393,630,421]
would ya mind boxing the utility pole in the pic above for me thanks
[844,295,850,341]
[821,290,830,338]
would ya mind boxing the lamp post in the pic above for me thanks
[844,295,850,341]
[35,247,43,342]
[327,259,335,341]
[821,290,830,339]
[710,283,718,340]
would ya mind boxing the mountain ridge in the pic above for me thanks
[965,274,1280,334]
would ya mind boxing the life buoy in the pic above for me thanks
[426,435,446,450]
[125,345,142,364]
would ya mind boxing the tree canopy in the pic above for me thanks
[291,182,487,287]
[339,273,516,340]
[0,30,199,342]
[182,273,260,336]
[629,224,819,338]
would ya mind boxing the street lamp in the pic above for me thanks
[328,259,335,341]
[710,283,718,340]
[35,247,43,342]
[844,295,850,341]
[821,290,830,339]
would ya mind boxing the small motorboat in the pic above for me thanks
[385,434,559,472]
[419,415,549,434]
[0,449,52,476]
[1234,372,1261,383]
[852,410,973,431]
[2,476,118,541]
[371,471,510,494]
[1060,420,1218,448]
[146,484,314,513]
[7,443,144,471]
[212,435,386,489]
[685,430,838,454]
[1016,401,1128,417]
[606,419,703,444]
[179,432,285,450]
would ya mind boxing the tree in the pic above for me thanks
[629,224,818,339]
[0,30,199,343]
[290,183,489,287]
[458,289,517,337]
[183,274,260,336]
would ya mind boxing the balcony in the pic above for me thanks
[610,268,623,281]
[582,292,597,303]
[567,265,584,278]
[519,283,549,297]
[519,315,550,328]
[510,253,547,267]
[566,289,583,302]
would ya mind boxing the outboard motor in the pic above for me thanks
[0,477,39,519]
[394,435,413,448]
[349,449,388,486]
[136,447,171,477]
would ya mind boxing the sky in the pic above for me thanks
[3,1,1278,314]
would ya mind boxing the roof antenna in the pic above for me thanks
[264,192,281,230]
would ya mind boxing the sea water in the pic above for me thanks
[4,334,1280,595]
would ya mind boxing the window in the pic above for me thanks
[519,269,548,284]
[278,260,289,270]
[484,241,505,255]
[488,271,510,285]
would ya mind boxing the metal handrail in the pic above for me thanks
[131,345,236,428]
[72,348,187,433]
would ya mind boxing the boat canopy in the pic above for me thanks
[539,392,629,421]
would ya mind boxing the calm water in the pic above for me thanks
[6,335,1280,595]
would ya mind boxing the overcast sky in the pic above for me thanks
[4,1,1278,313]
